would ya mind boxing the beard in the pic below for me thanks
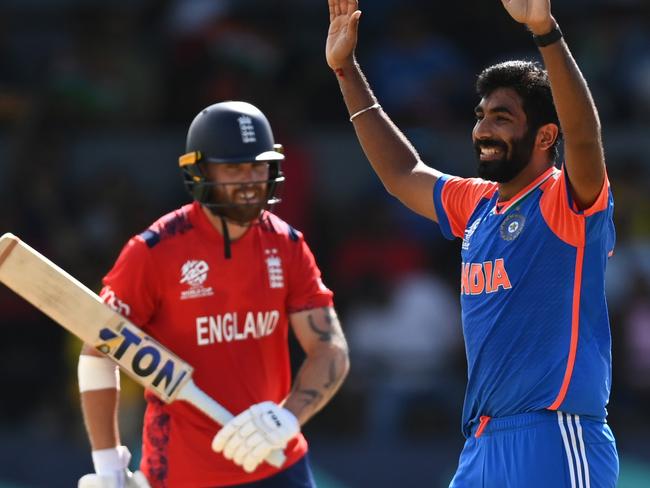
[475,129,536,183]
[208,184,267,224]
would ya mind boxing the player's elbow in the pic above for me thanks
[311,340,350,385]
[382,173,413,202]
[337,343,351,380]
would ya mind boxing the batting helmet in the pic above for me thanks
[178,101,285,220]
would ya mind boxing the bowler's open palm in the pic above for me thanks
[326,0,361,69]
[501,0,551,30]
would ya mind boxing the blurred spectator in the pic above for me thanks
[623,276,650,394]
[367,6,471,127]
[347,271,463,440]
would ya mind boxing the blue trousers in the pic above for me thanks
[227,453,316,488]
[450,410,618,488]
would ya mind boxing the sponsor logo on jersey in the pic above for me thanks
[101,286,131,316]
[500,213,526,241]
[461,258,512,295]
[196,310,281,345]
[462,217,482,250]
[265,248,284,289]
[180,260,214,300]
[238,115,256,143]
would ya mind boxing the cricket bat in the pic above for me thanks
[0,233,285,468]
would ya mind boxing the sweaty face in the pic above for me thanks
[473,88,536,183]
[205,162,270,224]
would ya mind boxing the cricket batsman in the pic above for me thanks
[77,101,350,487]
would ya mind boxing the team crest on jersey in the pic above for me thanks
[462,217,482,250]
[500,213,526,241]
[265,248,284,289]
[179,260,214,300]
[238,115,256,143]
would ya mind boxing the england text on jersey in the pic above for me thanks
[195,310,281,345]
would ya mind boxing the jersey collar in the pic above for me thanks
[494,166,558,214]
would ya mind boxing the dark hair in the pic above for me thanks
[476,60,562,162]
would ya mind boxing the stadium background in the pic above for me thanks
[0,0,648,486]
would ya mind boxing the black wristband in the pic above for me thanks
[532,25,563,47]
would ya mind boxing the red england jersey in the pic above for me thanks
[100,201,334,487]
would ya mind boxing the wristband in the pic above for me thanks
[92,446,130,474]
[349,103,381,122]
[532,25,563,47]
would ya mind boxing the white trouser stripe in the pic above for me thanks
[567,414,585,488]
[575,415,591,488]
[557,411,577,488]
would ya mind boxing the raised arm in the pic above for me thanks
[326,0,442,221]
[502,0,605,208]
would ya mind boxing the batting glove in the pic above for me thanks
[212,401,299,473]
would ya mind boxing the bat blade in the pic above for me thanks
[0,233,193,401]
[0,233,286,467]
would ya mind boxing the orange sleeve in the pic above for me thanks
[433,175,497,239]
[539,166,610,247]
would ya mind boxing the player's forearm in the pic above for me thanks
[80,388,121,450]
[79,346,122,450]
[333,58,423,196]
[531,20,605,204]
[534,26,601,146]
[284,344,349,425]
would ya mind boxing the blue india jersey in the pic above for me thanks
[433,166,615,438]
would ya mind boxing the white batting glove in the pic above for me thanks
[78,446,150,488]
[78,471,150,488]
[212,401,299,473]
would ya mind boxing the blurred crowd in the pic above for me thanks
[0,0,649,484]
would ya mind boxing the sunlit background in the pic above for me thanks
[0,0,649,486]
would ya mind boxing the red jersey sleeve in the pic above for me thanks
[433,175,498,239]
[100,236,160,326]
[286,233,334,313]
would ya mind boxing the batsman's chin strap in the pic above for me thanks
[220,216,232,259]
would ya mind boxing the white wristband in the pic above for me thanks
[78,355,120,392]
[92,446,130,474]
[349,102,381,122]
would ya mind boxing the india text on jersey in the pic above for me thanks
[461,259,512,295]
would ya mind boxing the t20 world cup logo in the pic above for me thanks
[179,260,214,299]
[180,260,209,287]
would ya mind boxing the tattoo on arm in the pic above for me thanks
[307,309,333,342]
[287,307,349,421]
[324,359,338,389]
[291,376,324,410]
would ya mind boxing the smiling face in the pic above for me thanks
[472,87,537,183]
[204,161,270,223]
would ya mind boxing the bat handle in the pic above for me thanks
[175,379,287,468]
